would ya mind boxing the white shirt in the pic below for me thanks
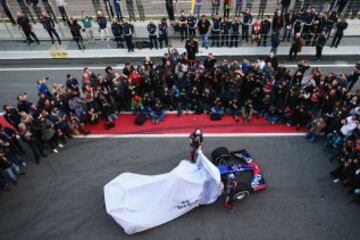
[56,0,66,7]
[340,116,359,136]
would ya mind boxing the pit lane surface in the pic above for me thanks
[0,137,359,240]
[0,60,358,107]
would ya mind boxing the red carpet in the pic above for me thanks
[84,113,306,134]
[0,113,306,135]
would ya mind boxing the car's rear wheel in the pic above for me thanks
[211,147,230,165]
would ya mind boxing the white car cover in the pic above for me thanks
[103,149,222,234]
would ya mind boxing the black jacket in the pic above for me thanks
[40,16,55,30]
[197,19,211,34]
[147,23,157,35]
[260,19,271,34]
[111,22,123,37]
[335,21,348,35]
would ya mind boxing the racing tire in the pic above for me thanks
[211,147,230,165]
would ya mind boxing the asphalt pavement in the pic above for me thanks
[0,137,359,240]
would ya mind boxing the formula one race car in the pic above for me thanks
[211,147,267,201]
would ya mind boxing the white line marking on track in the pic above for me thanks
[0,64,354,71]
[74,133,306,138]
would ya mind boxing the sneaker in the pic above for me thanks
[58,143,64,148]
[53,149,58,153]
[333,178,339,183]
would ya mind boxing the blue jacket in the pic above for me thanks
[97,16,107,29]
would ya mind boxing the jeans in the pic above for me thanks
[125,35,134,51]
[305,131,318,142]
[283,27,292,41]
[149,35,158,49]
[159,34,168,48]
[151,110,165,121]
[180,25,188,41]
[270,47,278,55]
[194,5,202,18]
[200,33,208,48]
[8,154,27,169]
[331,33,343,48]
[107,113,118,121]
[47,28,61,43]
[4,165,18,182]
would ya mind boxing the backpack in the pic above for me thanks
[134,114,147,126]
[210,113,222,121]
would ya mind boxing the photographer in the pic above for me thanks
[348,62,360,90]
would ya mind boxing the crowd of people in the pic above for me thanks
[2,0,354,54]
[175,6,349,61]
[1,46,360,200]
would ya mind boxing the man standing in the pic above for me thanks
[241,8,252,43]
[197,15,211,49]
[230,16,241,47]
[259,15,270,46]
[185,37,198,65]
[221,16,231,47]
[16,12,40,45]
[289,33,304,60]
[188,12,197,38]
[315,31,326,60]
[97,10,110,42]
[331,17,348,48]
[348,62,360,90]
[158,17,168,48]
[123,18,135,52]
[40,10,61,45]
[179,10,188,42]
[56,0,69,24]
[81,11,95,42]
[147,21,158,49]
[111,18,124,48]
[113,0,123,21]
[211,14,221,47]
